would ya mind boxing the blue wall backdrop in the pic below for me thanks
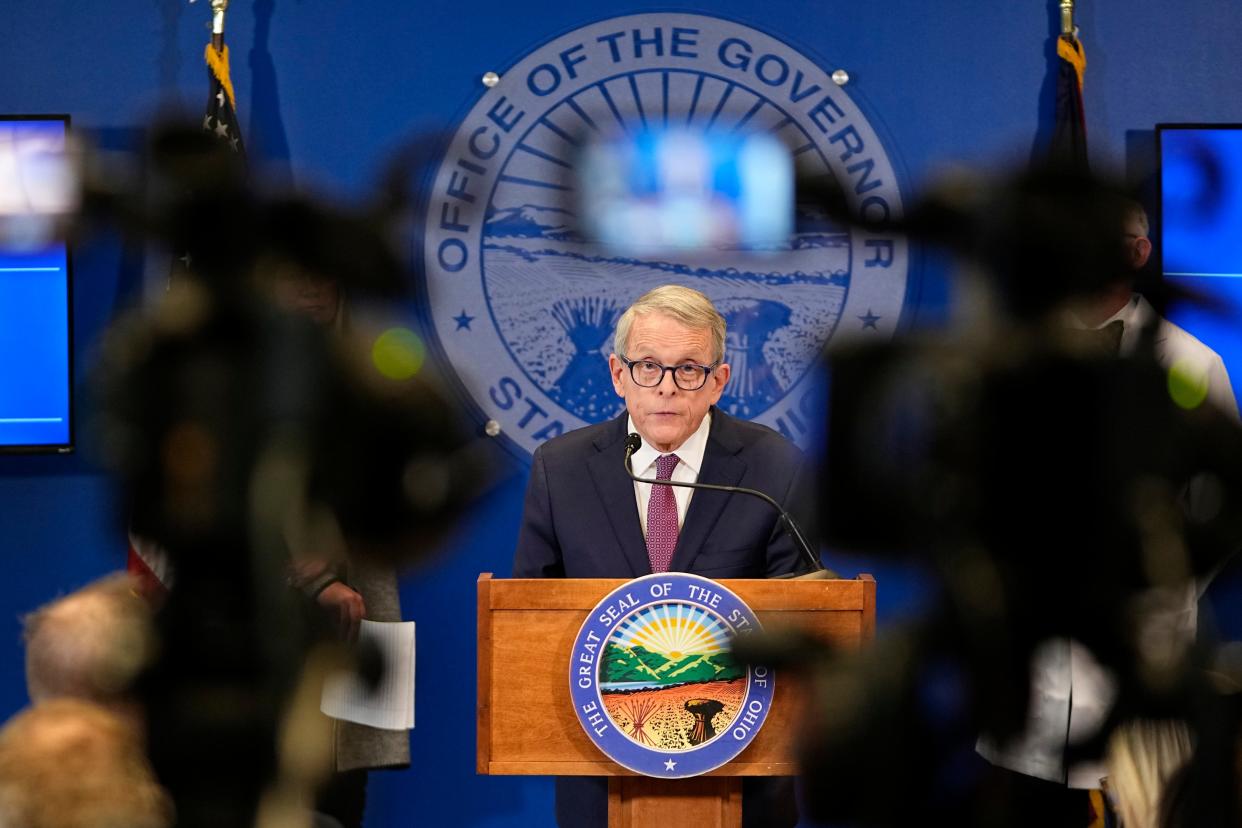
[4,2,1242,826]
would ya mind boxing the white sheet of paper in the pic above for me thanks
[320,619,415,731]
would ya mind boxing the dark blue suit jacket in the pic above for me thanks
[513,407,815,581]
[512,408,814,828]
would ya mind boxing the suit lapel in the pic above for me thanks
[586,417,650,578]
[669,411,746,573]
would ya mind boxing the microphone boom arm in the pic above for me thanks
[623,434,831,578]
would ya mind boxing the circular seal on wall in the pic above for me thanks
[423,13,909,458]
[569,573,773,778]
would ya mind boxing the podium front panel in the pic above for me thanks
[477,575,875,777]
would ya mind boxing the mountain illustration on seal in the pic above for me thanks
[600,641,745,687]
[483,202,849,258]
[484,204,581,241]
[481,200,853,424]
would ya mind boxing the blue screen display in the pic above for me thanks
[1160,126,1242,414]
[0,117,71,450]
[1161,127,1242,278]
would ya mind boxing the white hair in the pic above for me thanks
[23,573,154,707]
[614,285,726,363]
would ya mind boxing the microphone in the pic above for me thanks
[623,432,834,578]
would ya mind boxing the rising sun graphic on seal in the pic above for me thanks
[570,573,774,776]
[609,603,731,660]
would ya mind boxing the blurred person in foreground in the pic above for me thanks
[977,201,1238,824]
[0,699,172,828]
[513,284,819,828]
[23,572,155,723]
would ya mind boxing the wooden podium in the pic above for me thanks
[477,574,875,827]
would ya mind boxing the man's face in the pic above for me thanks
[608,312,730,453]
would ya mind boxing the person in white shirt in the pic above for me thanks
[978,202,1238,822]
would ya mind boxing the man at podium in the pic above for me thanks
[513,284,816,827]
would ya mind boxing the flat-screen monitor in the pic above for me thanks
[0,115,73,453]
[1157,123,1242,412]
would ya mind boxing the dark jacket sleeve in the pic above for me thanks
[512,445,565,578]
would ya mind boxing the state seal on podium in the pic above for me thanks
[569,573,774,778]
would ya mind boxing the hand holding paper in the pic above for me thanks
[320,619,415,731]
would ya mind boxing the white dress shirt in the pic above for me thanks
[1066,293,1237,415]
[629,412,711,538]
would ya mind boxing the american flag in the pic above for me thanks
[169,41,247,278]
[128,40,248,597]
[1051,33,1087,171]
[202,42,246,157]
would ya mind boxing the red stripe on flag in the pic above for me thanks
[127,536,171,603]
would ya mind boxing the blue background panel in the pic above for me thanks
[5,3,1242,827]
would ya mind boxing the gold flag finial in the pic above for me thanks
[210,0,229,37]
[1060,0,1076,37]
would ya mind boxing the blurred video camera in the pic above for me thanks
[6,115,489,828]
[791,166,1242,825]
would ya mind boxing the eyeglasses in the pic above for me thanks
[619,356,718,391]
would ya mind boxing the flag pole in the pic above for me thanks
[211,0,229,52]
[1060,0,1076,37]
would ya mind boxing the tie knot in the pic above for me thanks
[1070,319,1124,356]
[656,453,680,480]
[1098,319,1125,355]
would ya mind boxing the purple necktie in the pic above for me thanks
[646,453,680,573]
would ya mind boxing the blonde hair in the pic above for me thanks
[0,699,172,828]
[1105,718,1193,828]
[614,285,726,363]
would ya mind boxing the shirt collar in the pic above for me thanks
[627,411,712,477]
[1065,293,1139,330]
[1098,293,1139,328]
